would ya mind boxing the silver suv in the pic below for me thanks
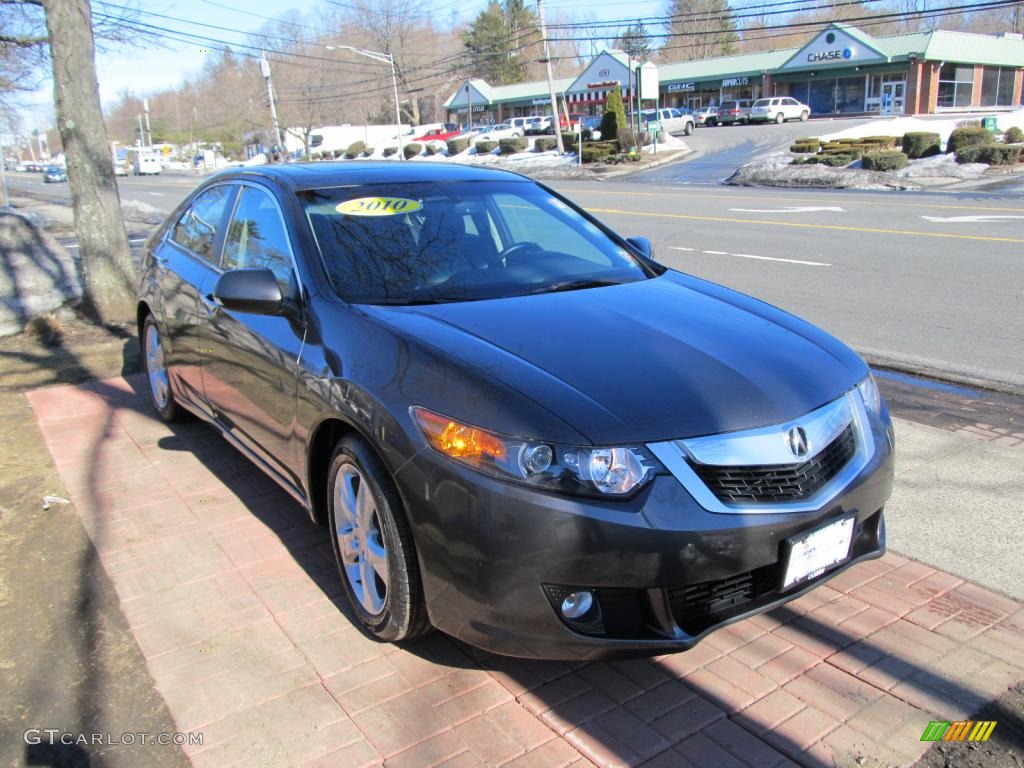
[749,97,811,124]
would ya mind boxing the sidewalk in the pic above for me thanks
[24,376,1024,768]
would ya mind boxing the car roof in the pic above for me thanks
[213,161,529,192]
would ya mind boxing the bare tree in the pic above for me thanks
[42,0,135,324]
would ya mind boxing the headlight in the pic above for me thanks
[857,373,881,415]
[412,407,660,497]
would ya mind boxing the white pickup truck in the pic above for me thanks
[639,107,694,136]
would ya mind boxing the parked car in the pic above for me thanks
[474,123,521,142]
[749,97,811,123]
[412,126,462,143]
[113,162,129,177]
[43,165,68,183]
[137,163,894,660]
[639,108,695,136]
[691,106,720,126]
[718,99,753,125]
[508,116,538,134]
[524,116,552,135]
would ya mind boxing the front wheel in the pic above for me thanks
[327,437,430,642]
[775,113,785,124]
[683,122,693,136]
[141,314,183,422]
[800,111,809,122]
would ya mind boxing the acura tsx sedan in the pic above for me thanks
[137,163,894,660]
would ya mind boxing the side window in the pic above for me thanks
[222,187,294,291]
[171,185,233,262]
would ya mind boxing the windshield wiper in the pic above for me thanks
[514,278,626,297]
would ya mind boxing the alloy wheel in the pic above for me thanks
[145,323,170,410]
[334,463,389,616]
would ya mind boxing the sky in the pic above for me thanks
[20,0,669,132]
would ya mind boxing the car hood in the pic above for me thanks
[364,272,867,444]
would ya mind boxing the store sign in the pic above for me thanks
[667,82,696,93]
[781,27,885,70]
[722,77,750,87]
[586,80,619,89]
[531,97,551,105]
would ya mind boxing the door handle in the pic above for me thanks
[200,293,221,314]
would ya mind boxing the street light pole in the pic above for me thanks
[327,45,404,160]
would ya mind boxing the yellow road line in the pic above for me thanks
[575,187,1024,213]
[586,206,1024,244]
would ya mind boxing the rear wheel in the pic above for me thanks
[800,111,809,122]
[141,314,182,422]
[775,113,785,124]
[683,122,693,136]
[327,437,430,642]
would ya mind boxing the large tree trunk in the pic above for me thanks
[43,0,135,326]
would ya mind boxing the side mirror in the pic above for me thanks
[213,268,283,315]
[627,236,654,261]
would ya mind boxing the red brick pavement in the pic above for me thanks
[26,377,1024,767]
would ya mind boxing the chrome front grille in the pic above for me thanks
[689,424,856,504]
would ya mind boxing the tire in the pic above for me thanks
[141,314,183,422]
[683,122,693,136]
[327,436,430,642]
[800,111,809,122]
[775,113,785,124]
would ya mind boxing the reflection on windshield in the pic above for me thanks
[300,181,654,305]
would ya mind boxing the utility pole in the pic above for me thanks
[143,98,153,147]
[259,52,284,160]
[466,82,473,131]
[537,0,564,154]
[137,113,145,146]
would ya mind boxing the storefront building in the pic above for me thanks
[444,24,1023,123]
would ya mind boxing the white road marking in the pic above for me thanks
[148,192,165,196]
[728,206,846,214]
[670,246,830,267]
[920,214,1024,223]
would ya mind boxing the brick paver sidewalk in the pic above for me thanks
[25,377,1024,767]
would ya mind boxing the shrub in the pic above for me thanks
[902,132,941,159]
[822,145,865,160]
[362,146,374,157]
[475,140,498,153]
[600,85,627,141]
[862,151,909,171]
[581,146,613,163]
[818,153,854,167]
[859,135,901,149]
[424,142,440,155]
[946,127,990,154]
[561,132,578,149]
[446,137,470,155]
[499,136,528,154]
[790,142,819,154]
[534,137,558,152]
[332,149,344,159]
[835,138,859,144]
[403,142,423,159]
[955,144,1022,165]
[344,141,366,159]
[382,146,398,157]
[617,128,643,153]
[794,137,821,147]
[310,151,321,160]
[1003,126,1024,144]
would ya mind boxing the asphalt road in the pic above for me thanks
[7,168,1023,391]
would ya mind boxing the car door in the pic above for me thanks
[198,182,306,489]
[153,183,237,416]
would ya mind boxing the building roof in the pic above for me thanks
[923,29,1024,66]
[658,49,795,83]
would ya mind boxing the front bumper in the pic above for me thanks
[394,406,895,660]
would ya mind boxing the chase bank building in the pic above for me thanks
[445,23,1024,123]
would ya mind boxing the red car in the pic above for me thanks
[412,126,462,143]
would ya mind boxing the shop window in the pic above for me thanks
[980,67,1014,106]
[938,64,974,108]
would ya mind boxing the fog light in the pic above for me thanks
[523,444,553,474]
[560,591,593,619]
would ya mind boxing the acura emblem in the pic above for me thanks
[786,426,810,458]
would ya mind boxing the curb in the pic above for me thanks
[595,148,694,179]
[860,347,1024,398]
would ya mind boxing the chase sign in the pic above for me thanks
[781,26,885,70]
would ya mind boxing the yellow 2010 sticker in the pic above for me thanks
[335,197,423,216]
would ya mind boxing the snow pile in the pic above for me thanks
[894,153,988,180]
[727,154,918,190]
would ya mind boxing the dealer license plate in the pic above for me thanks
[783,516,855,589]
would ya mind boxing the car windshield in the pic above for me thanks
[301,180,654,305]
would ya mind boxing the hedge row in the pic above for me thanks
[344,141,366,159]
[534,137,558,152]
[955,144,1021,165]
[901,132,941,159]
[475,140,498,153]
[499,137,528,154]
[403,142,423,159]
[861,151,909,171]
[446,137,470,155]
[946,127,990,154]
